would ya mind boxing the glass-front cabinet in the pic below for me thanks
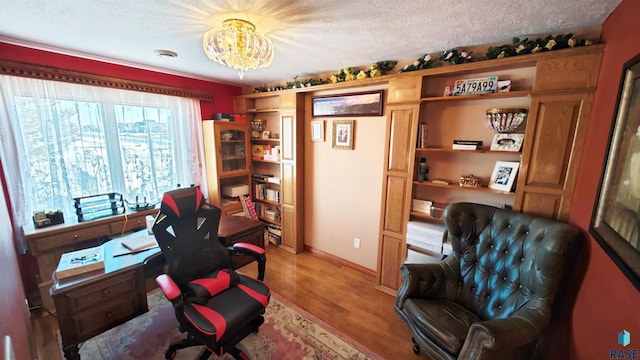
[218,126,249,173]
[202,121,252,214]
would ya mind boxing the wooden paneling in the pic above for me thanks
[376,101,419,294]
[281,162,295,206]
[515,93,594,221]
[378,235,403,292]
[533,52,603,92]
[281,205,300,252]
[519,192,562,219]
[383,176,409,233]
[387,106,419,172]
[281,113,295,161]
[279,93,297,110]
[387,77,422,104]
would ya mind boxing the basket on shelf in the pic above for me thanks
[485,108,527,133]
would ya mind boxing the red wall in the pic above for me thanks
[0,41,241,297]
[568,0,640,357]
[0,42,242,116]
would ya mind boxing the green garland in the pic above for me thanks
[253,33,592,93]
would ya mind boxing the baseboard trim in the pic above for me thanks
[304,245,377,278]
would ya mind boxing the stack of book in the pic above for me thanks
[55,245,105,281]
[406,221,447,254]
[412,199,433,214]
[452,139,482,150]
[266,224,282,245]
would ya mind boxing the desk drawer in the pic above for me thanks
[31,224,110,253]
[110,217,146,234]
[69,293,145,342]
[64,271,142,313]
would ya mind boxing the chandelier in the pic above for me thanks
[202,19,274,80]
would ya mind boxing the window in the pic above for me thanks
[0,75,204,250]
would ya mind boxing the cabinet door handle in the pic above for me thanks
[102,289,110,296]
[105,311,112,319]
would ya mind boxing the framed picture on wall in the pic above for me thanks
[590,52,640,291]
[312,91,383,117]
[311,120,324,142]
[332,120,354,150]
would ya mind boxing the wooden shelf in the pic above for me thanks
[251,138,281,143]
[416,147,522,155]
[413,180,515,196]
[252,158,280,164]
[221,156,247,161]
[246,108,280,113]
[254,198,280,206]
[252,178,281,185]
[258,216,281,226]
[410,211,445,223]
[421,90,531,102]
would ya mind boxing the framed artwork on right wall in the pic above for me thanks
[591,52,640,291]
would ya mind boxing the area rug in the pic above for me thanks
[74,288,382,360]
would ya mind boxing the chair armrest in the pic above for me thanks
[228,243,266,281]
[396,261,456,309]
[459,307,550,359]
[156,274,181,301]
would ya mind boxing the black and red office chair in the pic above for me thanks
[152,187,269,360]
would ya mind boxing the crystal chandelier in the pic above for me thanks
[202,19,274,80]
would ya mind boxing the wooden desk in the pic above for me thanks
[50,215,264,360]
[24,209,158,311]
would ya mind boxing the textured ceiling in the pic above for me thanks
[0,0,622,87]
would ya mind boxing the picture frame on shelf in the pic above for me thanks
[310,120,324,142]
[332,120,354,150]
[590,52,640,291]
[488,161,520,192]
[261,130,271,140]
[490,133,525,152]
[312,90,383,117]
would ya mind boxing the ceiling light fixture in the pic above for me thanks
[202,18,274,80]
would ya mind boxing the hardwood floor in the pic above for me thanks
[31,245,417,359]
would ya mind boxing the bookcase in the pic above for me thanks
[233,92,304,253]
[201,121,252,215]
[376,45,604,294]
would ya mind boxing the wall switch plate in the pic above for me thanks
[354,238,360,248]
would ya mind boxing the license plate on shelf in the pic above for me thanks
[453,76,498,96]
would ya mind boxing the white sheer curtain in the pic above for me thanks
[0,75,205,252]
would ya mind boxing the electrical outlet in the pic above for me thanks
[354,238,361,249]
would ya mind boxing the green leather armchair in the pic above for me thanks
[395,202,582,359]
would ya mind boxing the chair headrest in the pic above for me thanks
[159,187,205,219]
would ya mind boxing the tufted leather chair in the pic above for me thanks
[395,202,582,359]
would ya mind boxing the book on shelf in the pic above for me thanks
[252,173,273,180]
[452,144,478,150]
[453,139,483,145]
[240,195,259,221]
[55,245,105,280]
[452,139,482,150]
[416,123,428,148]
[121,233,158,252]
